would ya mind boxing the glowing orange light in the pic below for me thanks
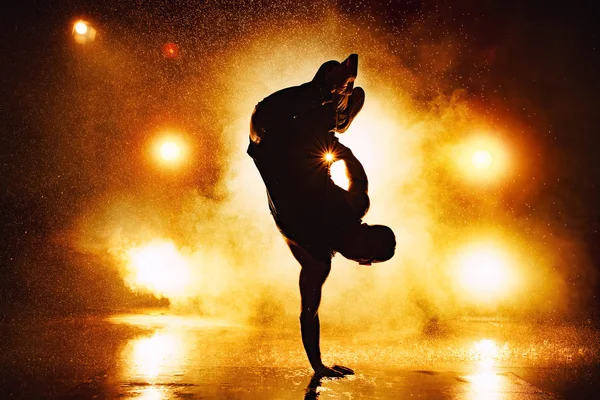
[453,136,508,183]
[162,42,180,59]
[472,150,492,169]
[452,242,518,303]
[324,152,334,162]
[74,21,88,35]
[160,141,181,162]
[474,339,498,368]
[153,135,187,166]
[125,241,192,298]
[72,20,96,44]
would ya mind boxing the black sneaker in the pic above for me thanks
[334,86,365,133]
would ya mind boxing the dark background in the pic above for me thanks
[1,0,599,318]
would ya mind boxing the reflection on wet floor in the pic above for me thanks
[2,311,598,399]
[125,330,186,382]
[463,339,503,400]
[98,313,596,398]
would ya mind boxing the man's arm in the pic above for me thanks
[335,141,368,194]
[333,140,370,218]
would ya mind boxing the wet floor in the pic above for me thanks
[1,310,599,399]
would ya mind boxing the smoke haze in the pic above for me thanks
[2,1,598,328]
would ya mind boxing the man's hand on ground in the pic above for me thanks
[332,365,355,375]
[314,365,344,378]
[314,364,355,378]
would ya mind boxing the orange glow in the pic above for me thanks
[474,339,499,368]
[76,25,556,327]
[129,332,182,379]
[153,134,187,166]
[453,136,509,183]
[72,20,96,44]
[160,142,181,161]
[472,150,492,169]
[162,42,180,59]
[118,329,191,390]
[465,370,503,400]
[125,240,192,298]
[452,241,519,304]
[462,339,507,400]
[74,21,88,35]
[324,152,334,162]
[107,313,234,329]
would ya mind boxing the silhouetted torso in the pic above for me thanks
[248,83,359,261]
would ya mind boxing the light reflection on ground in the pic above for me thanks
[463,371,503,400]
[3,311,597,398]
[90,312,599,398]
[107,311,236,329]
[126,331,186,381]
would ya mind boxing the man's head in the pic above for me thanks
[338,223,396,265]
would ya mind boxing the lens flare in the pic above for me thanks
[324,152,334,162]
[453,242,518,304]
[160,142,181,162]
[125,241,192,298]
[471,150,492,169]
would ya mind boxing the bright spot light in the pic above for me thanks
[160,141,181,162]
[74,21,88,35]
[125,241,192,298]
[474,339,498,368]
[453,136,508,183]
[162,42,180,59]
[330,160,349,190]
[324,152,334,162]
[72,20,96,44]
[153,135,187,166]
[472,150,492,169]
[453,242,517,303]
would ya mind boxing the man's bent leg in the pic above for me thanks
[287,240,347,377]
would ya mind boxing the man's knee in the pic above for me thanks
[288,239,331,273]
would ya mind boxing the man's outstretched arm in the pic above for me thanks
[286,239,354,378]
